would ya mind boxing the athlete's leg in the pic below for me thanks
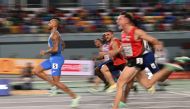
[52,76,77,98]
[136,64,182,89]
[94,76,102,89]
[117,78,134,108]
[33,64,55,85]
[95,67,109,87]
[112,66,139,109]
[121,78,134,103]
[101,65,116,86]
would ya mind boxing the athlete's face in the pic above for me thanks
[104,32,113,42]
[116,15,129,29]
[48,19,57,30]
[102,35,107,43]
[94,40,102,48]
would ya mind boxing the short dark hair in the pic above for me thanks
[120,11,141,28]
[95,38,103,43]
[120,11,134,23]
[105,30,114,34]
[51,18,61,25]
[52,17,61,22]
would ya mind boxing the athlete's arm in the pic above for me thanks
[94,52,104,60]
[135,29,163,51]
[108,40,120,56]
[94,47,105,60]
[40,32,59,55]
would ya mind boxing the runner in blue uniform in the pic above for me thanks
[33,18,80,108]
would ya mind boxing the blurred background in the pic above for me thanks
[0,0,190,96]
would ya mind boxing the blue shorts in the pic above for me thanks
[143,52,159,74]
[127,52,159,74]
[41,56,64,76]
[97,60,112,69]
[97,59,122,78]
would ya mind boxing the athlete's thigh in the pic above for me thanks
[101,60,113,72]
[33,59,51,73]
[136,70,150,87]
[40,59,51,70]
[118,66,138,84]
[97,60,112,70]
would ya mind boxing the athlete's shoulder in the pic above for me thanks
[113,37,121,42]
[51,31,60,38]
[134,28,148,39]
[135,28,146,34]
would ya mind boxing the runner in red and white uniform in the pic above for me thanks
[99,30,127,93]
[112,11,184,109]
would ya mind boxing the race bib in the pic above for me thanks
[122,43,133,56]
[104,55,110,61]
[52,63,58,69]
[136,58,143,65]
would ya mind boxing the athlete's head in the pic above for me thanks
[48,18,60,30]
[117,11,137,29]
[101,34,107,43]
[94,38,103,48]
[103,30,114,42]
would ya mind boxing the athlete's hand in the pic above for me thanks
[118,46,123,53]
[154,44,163,51]
[154,41,164,51]
[99,52,107,56]
[40,50,46,56]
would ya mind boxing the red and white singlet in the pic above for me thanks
[121,27,144,58]
[109,38,126,66]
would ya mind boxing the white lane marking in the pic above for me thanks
[139,105,190,109]
[128,100,190,105]
[167,91,190,97]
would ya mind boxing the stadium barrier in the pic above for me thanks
[168,72,190,79]
[0,79,10,96]
[0,58,189,79]
[0,58,94,76]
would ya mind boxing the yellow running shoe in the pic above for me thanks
[106,84,117,93]
[147,85,156,94]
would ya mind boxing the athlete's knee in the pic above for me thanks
[144,83,152,89]
[95,67,101,75]
[100,65,109,72]
[32,68,40,75]
[53,81,59,86]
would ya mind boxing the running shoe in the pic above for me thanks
[118,101,127,108]
[103,84,110,91]
[164,63,184,71]
[174,56,190,63]
[106,83,117,93]
[49,86,58,96]
[70,96,81,108]
[147,84,156,94]
[111,102,127,108]
[88,88,101,93]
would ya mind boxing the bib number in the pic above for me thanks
[104,55,110,61]
[52,63,58,69]
[136,58,143,65]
